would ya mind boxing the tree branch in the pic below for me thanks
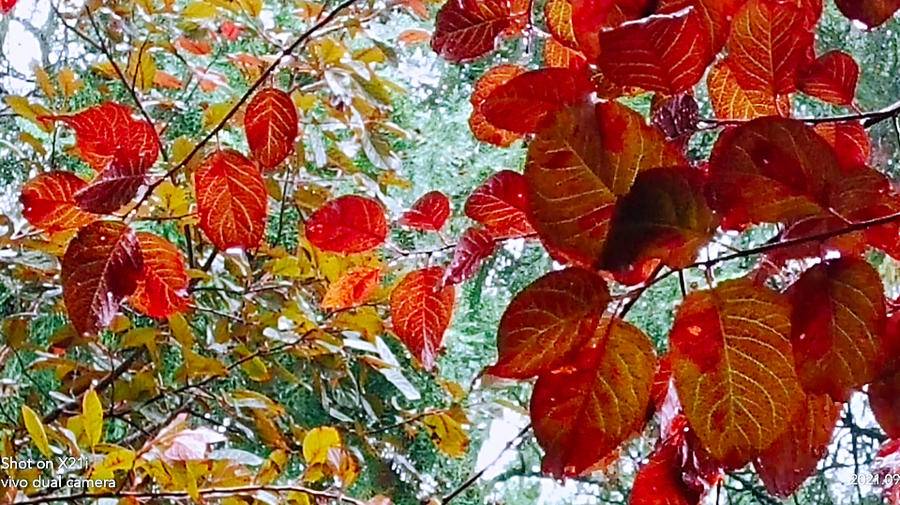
[443,423,532,504]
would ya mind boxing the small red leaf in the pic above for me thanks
[835,0,900,28]
[630,441,701,505]
[489,268,610,379]
[194,149,268,251]
[62,221,143,335]
[1,0,17,14]
[389,267,455,370]
[465,170,535,239]
[244,88,299,170]
[130,232,190,319]
[20,172,96,234]
[798,51,860,105]
[814,121,871,171]
[469,65,525,147]
[321,266,381,311]
[444,227,496,285]
[431,0,529,62]
[400,191,451,231]
[306,195,388,254]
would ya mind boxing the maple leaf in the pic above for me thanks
[321,266,382,311]
[464,170,535,239]
[488,267,609,379]
[20,171,96,234]
[399,191,451,232]
[130,232,191,319]
[707,60,791,120]
[798,51,860,105]
[244,88,299,170]
[62,221,144,335]
[389,267,455,370]
[306,195,388,254]
[431,0,529,63]
[531,318,656,477]
[835,0,900,29]
[469,65,525,147]
[444,227,497,285]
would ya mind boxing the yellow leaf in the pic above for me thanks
[257,449,288,484]
[331,306,383,339]
[181,348,228,380]
[154,180,191,217]
[423,412,469,458]
[316,39,346,65]
[204,101,235,130]
[183,1,217,18]
[34,65,55,99]
[82,389,104,447]
[241,357,270,382]
[292,92,318,113]
[2,317,28,349]
[108,314,132,333]
[168,314,194,347]
[4,96,52,132]
[302,427,340,465]
[127,47,157,93]
[266,256,306,278]
[135,0,156,14]
[238,0,263,16]
[58,68,82,98]
[21,405,52,458]
[353,47,387,65]
[19,132,46,156]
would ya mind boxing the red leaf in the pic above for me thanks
[798,51,860,105]
[657,0,747,54]
[488,268,610,379]
[788,257,886,400]
[543,38,587,71]
[480,68,594,134]
[871,366,900,438]
[219,21,243,41]
[835,0,900,28]
[62,221,143,335]
[814,122,871,171]
[707,60,791,120]
[469,65,525,147]
[20,172,96,234]
[400,191,451,231]
[753,394,841,497]
[431,0,529,62]
[130,232,190,319]
[306,195,388,254]
[244,88,299,170]
[0,0,17,14]
[194,149,268,251]
[531,318,656,477]
[321,266,382,311]
[596,8,713,95]
[389,267,455,370]
[651,94,700,141]
[544,0,655,59]
[444,227,496,285]
[756,215,868,278]
[630,441,701,505]
[726,0,814,95]
[465,170,535,238]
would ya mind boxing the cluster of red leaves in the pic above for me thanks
[427,0,900,501]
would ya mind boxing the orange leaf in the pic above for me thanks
[444,227,496,285]
[489,267,609,379]
[62,221,143,335]
[177,36,213,55]
[153,70,183,90]
[531,318,656,477]
[244,88,299,170]
[399,191,451,232]
[542,38,587,71]
[798,50,859,105]
[706,60,790,120]
[397,29,431,46]
[305,195,388,254]
[431,0,529,62]
[321,266,381,311]
[130,232,190,319]
[464,170,534,238]
[835,0,900,29]
[670,278,803,467]
[194,149,268,251]
[389,267,455,371]
[20,171,95,234]
[469,65,525,147]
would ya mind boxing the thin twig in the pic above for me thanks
[14,484,366,505]
[443,423,533,504]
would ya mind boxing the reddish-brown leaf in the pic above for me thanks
[130,232,190,319]
[814,122,871,171]
[389,267,455,370]
[465,170,535,238]
[596,8,712,95]
[603,166,718,273]
[657,0,747,54]
[726,0,814,95]
[469,65,525,147]
[753,394,841,497]
[788,257,886,400]
[444,227,496,285]
[706,60,790,120]
[431,0,529,62]
[651,94,700,142]
[399,191,451,231]
[306,195,388,254]
[707,117,841,229]
[870,367,900,438]
[62,221,143,335]
[798,51,859,105]
[531,318,656,477]
[194,149,268,251]
[670,278,803,467]
[244,88,299,170]
[20,171,95,234]
[480,68,593,134]
[488,268,610,379]
[835,0,900,28]
[321,266,382,311]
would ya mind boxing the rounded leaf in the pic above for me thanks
[469,65,526,147]
[321,266,381,311]
[798,50,859,106]
[389,267,455,371]
[306,195,388,254]
[835,0,900,28]
[707,60,790,120]
[465,170,535,238]
[399,191,451,231]
[444,227,497,285]
[20,171,95,234]
[431,0,529,62]
[130,232,190,319]
[244,88,299,170]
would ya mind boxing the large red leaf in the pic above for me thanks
[444,227,496,285]
[399,191,451,231]
[464,170,535,238]
[321,266,381,311]
[706,60,790,120]
[670,278,804,467]
[544,0,655,59]
[130,232,190,319]
[389,267,455,371]
[488,268,610,379]
[707,117,841,229]
[305,195,388,254]
[596,8,712,95]
[431,0,529,62]
[835,0,900,28]
[726,0,814,95]
[525,102,684,266]
[753,394,841,497]
[657,0,747,54]
[602,166,718,273]
[244,88,299,170]
[479,68,593,134]
[469,65,525,147]
[531,318,656,477]
[788,257,886,400]
[62,221,143,335]
[194,149,268,251]
[20,171,95,234]
[798,51,859,106]
[814,122,871,171]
